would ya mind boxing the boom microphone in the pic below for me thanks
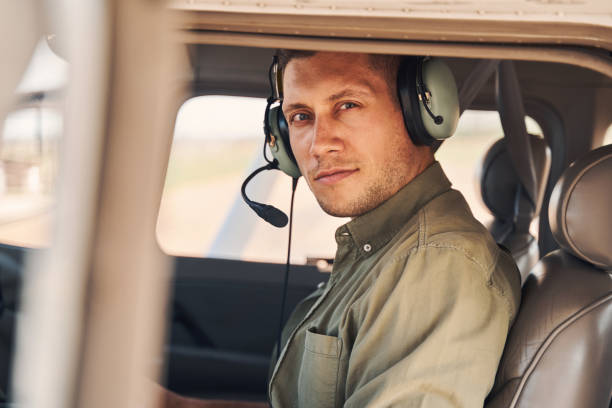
[241,161,289,228]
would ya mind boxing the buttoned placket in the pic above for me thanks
[268,229,355,405]
[267,277,337,406]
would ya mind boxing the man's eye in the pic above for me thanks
[339,102,358,110]
[290,112,311,123]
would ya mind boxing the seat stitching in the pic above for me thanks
[509,292,612,408]
[561,153,612,267]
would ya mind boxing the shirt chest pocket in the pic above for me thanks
[298,328,343,408]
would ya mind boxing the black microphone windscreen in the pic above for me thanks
[254,204,288,228]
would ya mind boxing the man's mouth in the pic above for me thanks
[314,168,358,185]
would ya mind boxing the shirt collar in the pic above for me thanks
[336,162,451,258]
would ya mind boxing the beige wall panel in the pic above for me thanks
[174,10,612,49]
[179,31,612,78]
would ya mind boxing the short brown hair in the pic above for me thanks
[276,49,401,97]
[276,49,317,72]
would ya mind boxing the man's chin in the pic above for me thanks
[317,197,378,218]
[320,206,355,218]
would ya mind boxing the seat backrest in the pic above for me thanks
[485,144,612,408]
[479,135,551,283]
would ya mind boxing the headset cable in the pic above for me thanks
[276,177,299,363]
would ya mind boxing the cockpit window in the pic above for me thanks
[157,96,541,263]
[0,107,60,247]
[0,38,65,248]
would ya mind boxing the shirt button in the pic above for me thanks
[363,243,372,252]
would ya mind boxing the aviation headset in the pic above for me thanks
[263,54,461,179]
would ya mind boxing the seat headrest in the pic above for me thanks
[549,144,612,269]
[479,135,551,221]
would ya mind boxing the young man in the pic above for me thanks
[160,51,521,408]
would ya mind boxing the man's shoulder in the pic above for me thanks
[388,188,521,319]
[387,187,498,265]
[420,188,500,272]
[423,188,521,317]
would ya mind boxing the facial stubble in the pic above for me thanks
[309,130,418,218]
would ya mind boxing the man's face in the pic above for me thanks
[282,52,432,217]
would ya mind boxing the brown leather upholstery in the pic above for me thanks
[549,144,612,268]
[479,135,551,283]
[486,145,612,408]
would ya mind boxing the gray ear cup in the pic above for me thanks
[419,58,460,140]
[398,57,460,146]
[268,105,301,178]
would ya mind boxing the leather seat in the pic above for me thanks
[479,135,551,284]
[485,144,612,408]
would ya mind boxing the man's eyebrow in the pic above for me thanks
[283,81,377,113]
[283,102,310,113]
[327,83,376,103]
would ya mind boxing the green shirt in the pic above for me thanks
[268,162,521,408]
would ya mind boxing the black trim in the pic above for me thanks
[398,57,434,146]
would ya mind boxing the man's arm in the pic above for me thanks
[153,383,269,408]
[166,395,268,408]
[344,245,517,407]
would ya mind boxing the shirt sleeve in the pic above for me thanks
[343,244,515,408]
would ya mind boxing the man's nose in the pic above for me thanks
[309,115,343,158]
